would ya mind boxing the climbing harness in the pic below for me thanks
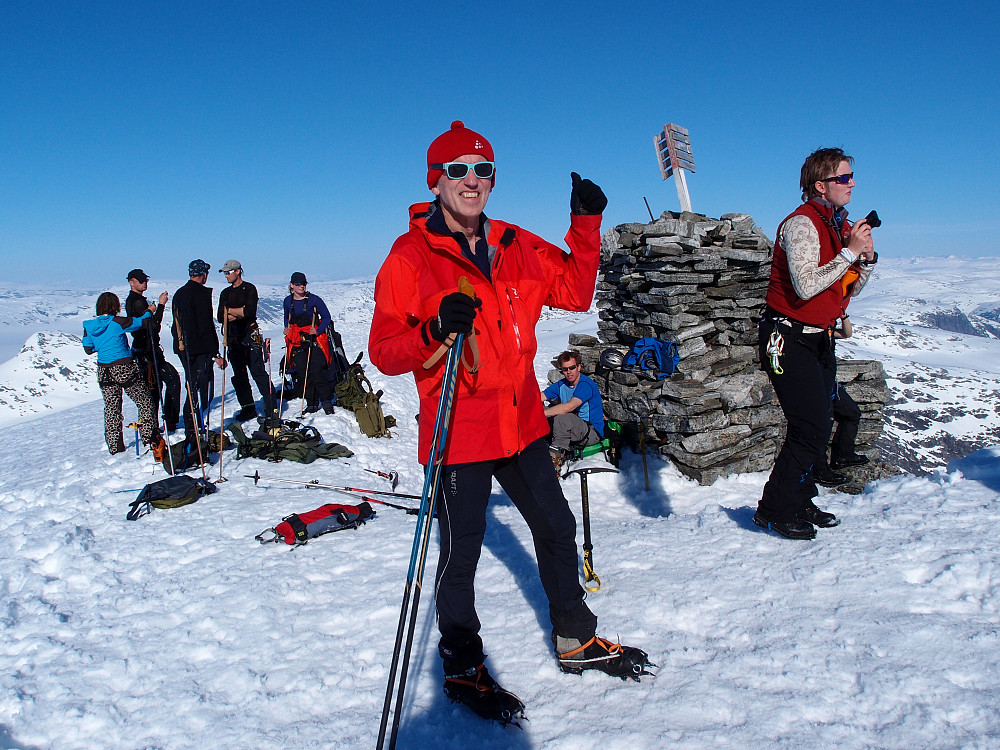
[766,328,785,375]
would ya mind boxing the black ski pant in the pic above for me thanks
[435,437,597,661]
[758,318,836,522]
[180,353,214,439]
[136,349,181,430]
[228,339,275,415]
[830,384,861,462]
[292,343,331,408]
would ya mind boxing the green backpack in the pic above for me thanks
[334,363,395,439]
[228,422,354,463]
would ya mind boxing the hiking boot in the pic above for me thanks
[234,405,258,422]
[799,502,840,528]
[165,421,178,432]
[150,435,167,464]
[322,401,335,415]
[831,452,870,470]
[303,403,321,415]
[443,663,526,726]
[553,633,654,681]
[753,512,816,540]
[813,465,849,487]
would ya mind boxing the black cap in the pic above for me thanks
[290,272,308,285]
[127,269,149,282]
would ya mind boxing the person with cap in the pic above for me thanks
[82,292,166,461]
[171,259,224,442]
[755,147,876,540]
[124,269,182,432]
[369,121,651,724]
[217,260,277,424]
[282,272,334,414]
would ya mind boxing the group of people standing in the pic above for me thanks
[83,259,340,458]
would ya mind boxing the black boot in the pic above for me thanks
[799,502,840,528]
[753,512,816,540]
[813,464,849,487]
[553,633,654,681]
[831,452,870,470]
[234,405,258,422]
[440,636,524,726]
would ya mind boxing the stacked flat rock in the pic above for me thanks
[552,210,892,488]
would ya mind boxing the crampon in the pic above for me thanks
[556,635,656,681]
[443,663,526,728]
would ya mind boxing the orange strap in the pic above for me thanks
[423,276,481,372]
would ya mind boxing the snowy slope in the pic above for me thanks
[1,260,1000,748]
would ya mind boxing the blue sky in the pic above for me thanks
[2,0,997,287]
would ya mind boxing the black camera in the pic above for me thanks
[864,209,881,228]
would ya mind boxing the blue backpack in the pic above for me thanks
[623,337,680,381]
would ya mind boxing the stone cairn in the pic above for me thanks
[555,210,894,490]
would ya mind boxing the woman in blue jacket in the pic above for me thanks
[82,292,165,458]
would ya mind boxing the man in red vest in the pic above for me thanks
[754,148,876,540]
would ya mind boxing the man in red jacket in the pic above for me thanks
[755,148,875,540]
[369,121,650,723]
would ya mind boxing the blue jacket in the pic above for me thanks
[82,312,151,364]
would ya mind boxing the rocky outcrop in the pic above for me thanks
[551,211,896,489]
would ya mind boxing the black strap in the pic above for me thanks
[282,513,308,544]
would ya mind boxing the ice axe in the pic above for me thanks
[364,468,399,490]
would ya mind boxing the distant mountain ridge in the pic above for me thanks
[1,260,998,471]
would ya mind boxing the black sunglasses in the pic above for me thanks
[431,161,496,180]
[820,173,854,185]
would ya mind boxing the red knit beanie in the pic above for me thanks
[426,121,495,189]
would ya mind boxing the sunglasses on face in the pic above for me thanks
[559,364,579,373]
[431,161,496,180]
[820,172,854,185]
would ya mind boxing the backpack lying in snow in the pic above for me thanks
[227,421,354,463]
[162,436,212,475]
[623,337,680,381]
[334,362,396,439]
[127,475,218,520]
[255,501,375,546]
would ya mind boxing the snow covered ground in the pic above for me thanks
[2,261,1000,749]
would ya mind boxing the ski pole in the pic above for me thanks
[639,416,649,491]
[243,471,419,514]
[364,468,399,490]
[245,469,420,500]
[146,317,175,475]
[128,421,141,458]
[379,282,472,750]
[217,315,229,483]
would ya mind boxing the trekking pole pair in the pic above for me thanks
[145,317,176,475]
[217,316,229,483]
[377,280,473,750]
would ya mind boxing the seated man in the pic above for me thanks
[542,350,605,467]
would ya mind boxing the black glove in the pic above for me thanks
[429,292,481,343]
[570,172,608,216]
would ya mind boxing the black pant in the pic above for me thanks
[180,354,214,438]
[228,339,275,414]
[137,349,181,429]
[435,437,597,650]
[830,384,861,462]
[758,318,836,522]
[292,343,331,407]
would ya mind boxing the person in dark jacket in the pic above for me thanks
[171,259,224,440]
[217,259,276,423]
[282,272,334,414]
[125,268,181,431]
[82,292,165,460]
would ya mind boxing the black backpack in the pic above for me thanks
[127,475,218,520]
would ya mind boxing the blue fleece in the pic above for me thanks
[82,312,150,364]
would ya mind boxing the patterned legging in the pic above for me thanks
[98,360,158,454]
